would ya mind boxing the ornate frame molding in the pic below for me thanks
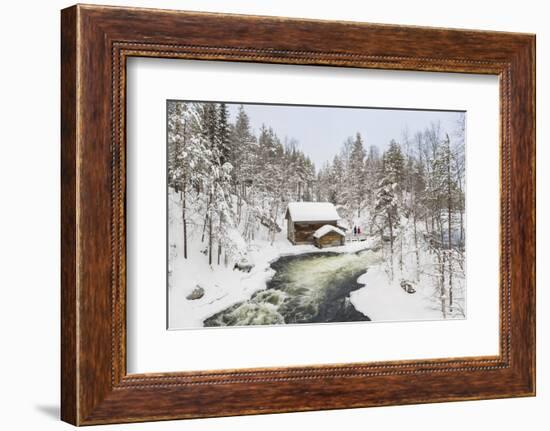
[61,5,535,425]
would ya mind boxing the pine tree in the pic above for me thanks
[328,155,344,204]
[364,144,381,207]
[431,133,460,310]
[217,103,231,166]
[187,103,237,265]
[411,157,427,280]
[373,140,405,280]
[349,133,367,217]
[382,139,405,186]
[229,105,255,222]
[167,101,213,259]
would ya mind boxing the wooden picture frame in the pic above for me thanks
[61,4,535,425]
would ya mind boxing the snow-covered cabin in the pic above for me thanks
[313,225,346,248]
[284,202,342,245]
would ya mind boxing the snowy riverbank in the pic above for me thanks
[169,235,379,329]
[168,189,378,329]
[350,265,443,322]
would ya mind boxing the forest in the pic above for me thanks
[168,101,466,326]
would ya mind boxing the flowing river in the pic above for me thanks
[204,248,382,327]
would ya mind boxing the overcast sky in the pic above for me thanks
[226,103,464,168]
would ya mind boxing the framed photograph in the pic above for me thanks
[61,4,536,425]
[165,101,468,330]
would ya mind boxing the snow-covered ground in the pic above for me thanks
[350,266,442,322]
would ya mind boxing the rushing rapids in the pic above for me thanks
[204,249,381,327]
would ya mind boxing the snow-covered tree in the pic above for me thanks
[364,144,382,207]
[217,103,231,166]
[348,133,367,217]
[168,101,217,258]
[372,140,405,279]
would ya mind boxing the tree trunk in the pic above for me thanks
[271,201,279,246]
[447,153,453,312]
[388,210,394,280]
[424,215,430,235]
[448,251,453,313]
[413,209,420,282]
[217,209,223,265]
[181,188,187,259]
[439,252,447,319]
[208,194,213,266]
[455,159,465,247]
[459,208,464,247]
[237,188,242,224]
[399,225,404,273]
[201,195,210,243]
[438,210,444,247]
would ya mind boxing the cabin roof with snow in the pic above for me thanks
[284,202,340,223]
[313,224,345,239]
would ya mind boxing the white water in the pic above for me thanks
[204,249,382,327]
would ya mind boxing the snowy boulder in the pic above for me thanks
[186,285,205,300]
[400,280,416,294]
[233,259,254,273]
